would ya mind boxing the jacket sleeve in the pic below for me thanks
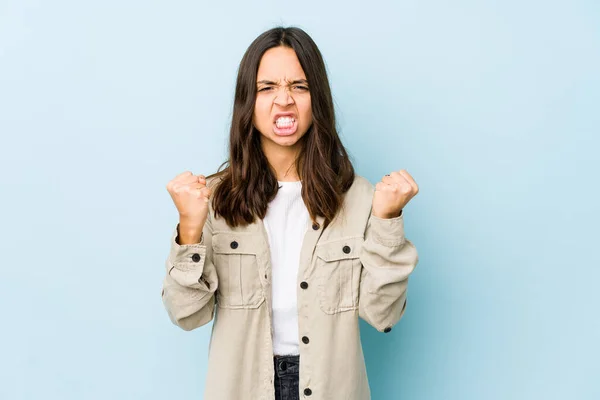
[358,212,419,332]
[161,214,219,331]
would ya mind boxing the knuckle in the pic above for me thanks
[176,171,192,180]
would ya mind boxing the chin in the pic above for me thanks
[273,136,299,146]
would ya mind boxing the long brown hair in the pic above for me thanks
[208,26,355,229]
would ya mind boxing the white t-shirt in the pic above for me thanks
[263,180,310,356]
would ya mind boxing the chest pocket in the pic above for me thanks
[315,237,363,314]
[212,233,265,309]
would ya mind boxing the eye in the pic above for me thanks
[293,85,309,91]
[257,87,273,92]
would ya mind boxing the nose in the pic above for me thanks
[273,87,294,106]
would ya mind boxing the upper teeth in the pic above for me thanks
[276,117,295,125]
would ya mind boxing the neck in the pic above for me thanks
[261,140,301,182]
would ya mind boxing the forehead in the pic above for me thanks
[256,46,306,80]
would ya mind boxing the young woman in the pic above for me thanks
[162,26,419,400]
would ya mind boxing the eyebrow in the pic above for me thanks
[256,79,309,85]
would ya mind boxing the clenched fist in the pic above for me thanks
[166,171,212,244]
[372,170,419,219]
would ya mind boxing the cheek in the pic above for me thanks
[300,98,312,121]
[253,99,270,124]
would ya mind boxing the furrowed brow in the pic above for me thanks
[289,79,309,85]
[256,79,308,86]
[257,80,278,85]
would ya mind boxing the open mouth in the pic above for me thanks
[273,116,298,136]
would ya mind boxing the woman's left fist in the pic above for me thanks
[372,170,419,219]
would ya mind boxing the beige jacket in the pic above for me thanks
[161,174,419,400]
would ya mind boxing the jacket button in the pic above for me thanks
[304,388,312,396]
[384,327,392,333]
[230,241,238,249]
[312,222,320,230]
[302,336,309,344]
[342,245,351,254]
[191,253,201,262]
[300,281,308,289]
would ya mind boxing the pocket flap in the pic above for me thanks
[316,236,363,262]
[212,233,260,255]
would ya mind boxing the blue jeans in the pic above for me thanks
[274,355,300,400]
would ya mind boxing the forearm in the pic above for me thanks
[358,213,419,332]
[162,224,218,330]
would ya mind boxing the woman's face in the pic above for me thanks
[253,46,313,153]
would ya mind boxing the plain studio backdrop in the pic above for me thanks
[0,1,598,399]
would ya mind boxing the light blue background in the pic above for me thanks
[1,1,598,399]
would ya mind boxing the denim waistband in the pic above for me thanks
[273,354,300,378]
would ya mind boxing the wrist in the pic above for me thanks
[177,219,205,245]
[372,209,403,219]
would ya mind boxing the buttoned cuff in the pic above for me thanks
[168,226,207,273]
[367,213,406,247]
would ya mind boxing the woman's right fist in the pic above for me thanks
[166,171,212,242]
